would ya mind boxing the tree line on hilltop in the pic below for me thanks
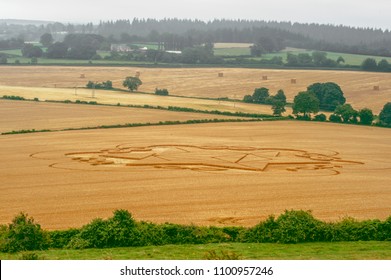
[1,18,391,57]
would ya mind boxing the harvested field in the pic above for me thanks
[0,85,275,115]
[0,99,250,133]
[0,121,390,229]
[0,66,390,113]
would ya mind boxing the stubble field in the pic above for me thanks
[1,121,390,230]
[0,99,249,133]
[0,65,390,231]
[0,66,390,113]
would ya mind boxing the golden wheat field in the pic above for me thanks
[0,99,249,133]
[1,121,390,230]
[0,66,390,113]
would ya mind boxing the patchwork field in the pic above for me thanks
[1,121,390,230]
[0,66,390,113]
[0,99,250,133]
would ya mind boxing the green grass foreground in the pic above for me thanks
[1,242,390,260]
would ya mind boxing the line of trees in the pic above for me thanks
[361,58,391,72]
[243,88,287,116]
[286,51,344,68]
[2,19,391,57]
[290,82,391,126]
[1,210,390,253]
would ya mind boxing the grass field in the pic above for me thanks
[1,242,390,260]
[260,48,391,66]
[212,45,391,66]
[1,121,390,230]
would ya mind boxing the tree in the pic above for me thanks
[361,58,378,71]
[286,53,299,66]
[378,59,390,72]
[274,89,287,104]
[123,76,142,92]
[312,51,327,66]
[333,104,358,123]
[46,42,68,58]
[292,91,319,118]
[243,95,253,103]
[40,33,53,47]
[307,82,346,111]
[379,102,391,126]
[336,56,345,64]
[30,57,38,65]
[21,44,43,58]
[272,100,286,116]
[297,53,313,65]
[329,114,342,123]
[270,89,287,116]
[252,87,270,104]
[0,212,48,253]
[250,43,264,57]
[314,113,327,122]
[0,54,7,64]
[358,108,374,125]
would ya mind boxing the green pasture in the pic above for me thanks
[1,45,391,67]
[1,242,390,260]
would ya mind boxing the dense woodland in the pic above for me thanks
[1,19,391,57]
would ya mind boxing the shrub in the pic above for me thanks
[72,209,138,248]
[243,95,253,103]
[379,102,391,126]
[296,114,311,121]
[273,210,322,243]
[204,250,242,260]
[18,252,43,260]
[314,113,327,122]
[381,216,391,241]
[86,80,113,90]
[2,95,25,100]
[48,229,80,248]
[155,88,169,96]
[243,215,278,243]
[66,236,90,249]
[0,212,49,253]
[358,108,374,125]
[76,218,110,248]
[329,114,342,123]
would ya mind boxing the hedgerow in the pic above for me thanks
[1,210,390,252]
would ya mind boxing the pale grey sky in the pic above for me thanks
[0,0,390,30]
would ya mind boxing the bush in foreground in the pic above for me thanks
[2,210,391,252]
[0,212,49,253]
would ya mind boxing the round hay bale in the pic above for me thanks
[218,72,224,77]
[291,78,297,84]
[80,74,85,78]
[262,75,268,80]
[373,85,380,91]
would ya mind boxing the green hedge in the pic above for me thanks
[1,210,390,252]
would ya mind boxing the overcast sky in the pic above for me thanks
[1,0,390,30]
